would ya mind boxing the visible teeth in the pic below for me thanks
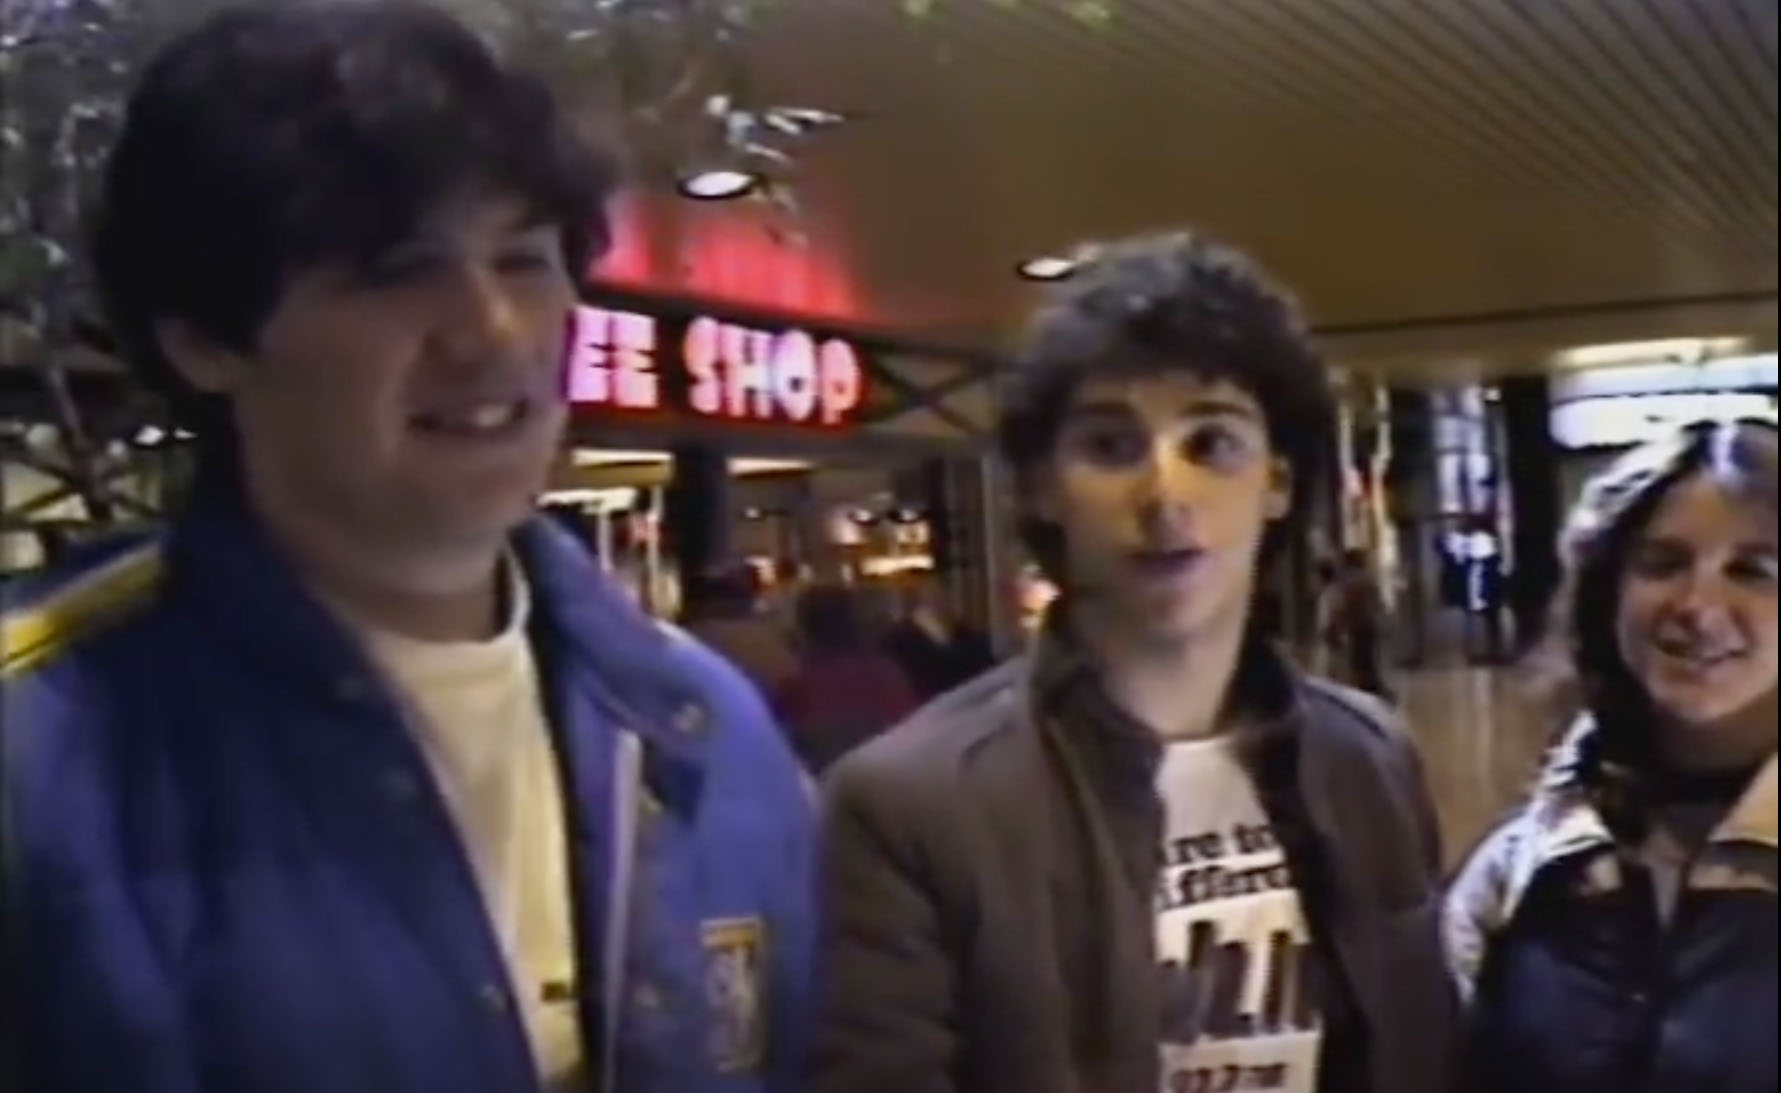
[1657,642,1738,665]
[468,402,518,429]
[413,401,525,435]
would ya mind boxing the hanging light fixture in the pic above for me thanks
[1015,255,1077,282]
[675,167,762,202]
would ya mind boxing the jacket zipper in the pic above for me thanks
[600,729,643,1093]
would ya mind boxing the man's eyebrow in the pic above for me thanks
[1062,397,1139,419]
[1062,394,1262,423]
[509,210,559,234]
[1176,396,1262,421]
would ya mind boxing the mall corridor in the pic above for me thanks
[1396,667,1556,868]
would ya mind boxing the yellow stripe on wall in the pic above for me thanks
[1,543,164,680]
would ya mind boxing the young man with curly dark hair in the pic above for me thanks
[811,233,1456,1093]
[0,4,812,1092]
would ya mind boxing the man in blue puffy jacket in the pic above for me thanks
[0,4,814,1091]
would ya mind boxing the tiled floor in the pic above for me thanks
[1396,667,1558,869]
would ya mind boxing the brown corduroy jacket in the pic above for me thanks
[811,640,1459,1093]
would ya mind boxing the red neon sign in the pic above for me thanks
[564,305,866,428]
[563,306,659,410]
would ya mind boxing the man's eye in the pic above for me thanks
[498,248,558,275]
[359,251,437,287]
[1183,425,1248,466]
[1076,428,1146,465]
[1729,553,1779,585]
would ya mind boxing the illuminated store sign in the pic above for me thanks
[564,304,866,428]
[1548,354,1778,449]
[1551,392,1776,450]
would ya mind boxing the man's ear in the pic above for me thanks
[1264,455,1292,521]
[156,319,249,395]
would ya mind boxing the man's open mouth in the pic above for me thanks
[1130,547,1204,577]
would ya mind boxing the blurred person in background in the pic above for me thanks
[681,561,799,701]
[881,575,996,700]
[0,5,813,1092]
[850,577,902,644]
[1445,418,1777,1093]
[762,557,808,630]
[1307,556,1340,677]
[812,231,1454,1093]
[774,584,918,774]
[1321,549,1391,699]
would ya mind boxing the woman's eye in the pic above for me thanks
[1627,544,1690,578]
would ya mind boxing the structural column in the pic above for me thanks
[664,444,731,614]
[1384,388,1437,666]
[897,455,994,634]
[1498,375,1563,654]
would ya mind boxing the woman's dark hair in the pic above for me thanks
[90,0,615,439]
[1539,417,1778,837]
[995,230,1334,583]
[795,584,869,653]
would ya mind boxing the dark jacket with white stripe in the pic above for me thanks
[1445,720,1777,1093]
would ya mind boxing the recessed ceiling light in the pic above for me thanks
[1558,337,1747,369]
[676,168,761,202]
[1016,255,1076,281]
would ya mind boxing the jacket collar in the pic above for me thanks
[1718,754,1779,849]
[166,475,713,771]
[1029,599,1303,762]
[1025,599,1312,836]
[1504,717,1780,919]
[1536,716,1778,850]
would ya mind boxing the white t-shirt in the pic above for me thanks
[346,562,586,1091]
[1154,737,1323,1093]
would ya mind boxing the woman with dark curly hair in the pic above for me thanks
[1444,417,1777,1093]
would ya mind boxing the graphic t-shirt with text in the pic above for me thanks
[1155,737,1322,1093]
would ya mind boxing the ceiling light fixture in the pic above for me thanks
[1016,255,1077,282]
[676,168,762,202]
[1557,337,1747,369]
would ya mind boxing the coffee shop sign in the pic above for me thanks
[564,304,866,428]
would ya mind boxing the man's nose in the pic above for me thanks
[1134,443,1204,517]
[439,264,527,356]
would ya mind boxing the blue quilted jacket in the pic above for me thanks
[1,486,815,1093]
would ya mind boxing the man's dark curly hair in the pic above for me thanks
[89,0,615,441]
[995,230,1334,581]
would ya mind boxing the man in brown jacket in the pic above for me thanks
[812,232,1458,1093]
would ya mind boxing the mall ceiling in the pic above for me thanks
[608,0,1779,380]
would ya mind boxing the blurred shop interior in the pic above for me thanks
[538,448,972,621]
[4,328,1776,670]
